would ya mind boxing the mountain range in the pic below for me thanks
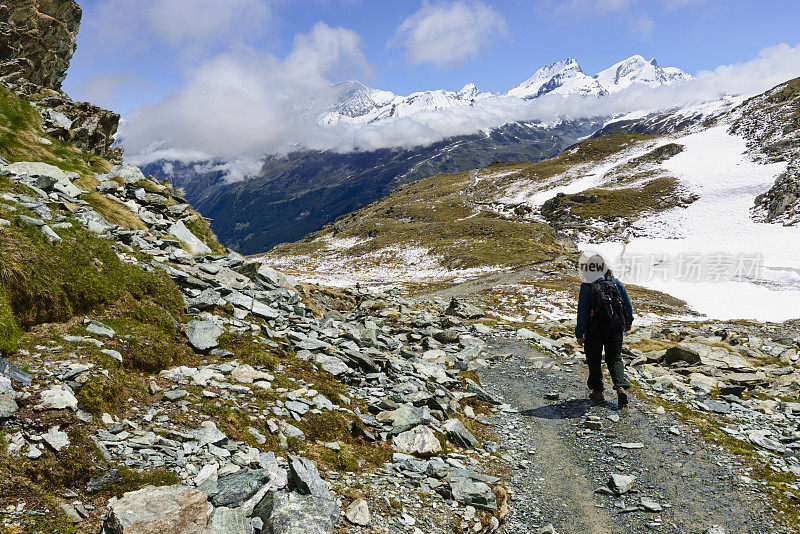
[321,55,692,125]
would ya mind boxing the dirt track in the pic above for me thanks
[477,336,784,534]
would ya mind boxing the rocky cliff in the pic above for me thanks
[0,0,80,90]
[0,0,123,162]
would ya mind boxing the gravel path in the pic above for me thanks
[478,336,786,534]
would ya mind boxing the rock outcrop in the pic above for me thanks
[752,161,800,226]
[0,0,80,90]
[0,0,123,162]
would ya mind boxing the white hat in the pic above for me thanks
[578,252,607,283]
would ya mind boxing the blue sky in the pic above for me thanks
[64,0,800,117]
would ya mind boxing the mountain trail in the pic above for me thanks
[477,337,785,534]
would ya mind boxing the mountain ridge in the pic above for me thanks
[322,55,693,125]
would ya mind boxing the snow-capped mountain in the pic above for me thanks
[323,55,694,125]
[593,55,694,93]
[506,57,606,99]
[321,81,492,125]
[509,54,693,100]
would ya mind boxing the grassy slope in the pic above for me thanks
[0,86,195,356]
[272,168,568,270]
[0,86,216,531]
[0,86,112,185]
[270,134,660,269]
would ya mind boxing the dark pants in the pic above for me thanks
[584,331,630,392]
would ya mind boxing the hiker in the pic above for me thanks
[575,254,634,408]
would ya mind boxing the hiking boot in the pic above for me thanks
[617,387,629,408]
[589,390,604,403]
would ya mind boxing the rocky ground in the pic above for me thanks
[0,158,515,533]
[0,160,798,534]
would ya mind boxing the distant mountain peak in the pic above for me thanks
[323,55,693,125]
[593,55,693,93]
[506,57,604,100]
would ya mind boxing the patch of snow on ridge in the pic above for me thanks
[496,140,664,208]
[318,235,370,250]
[583,125,800,322]
[267,244,506,289]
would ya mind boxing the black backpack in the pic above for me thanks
[588,279,626,333]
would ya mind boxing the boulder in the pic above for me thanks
[288,455,329,497]
[206,507,250,534]
[194,421,228,447]
[344,498,370,526]
[169,220,212,255]
[230,364,272,384]
[41,426,70,452]
[35,385,78,411]
[443,419,479,449]
[392,426,442,457]
[663,344,701,366]
[4,162,84,198]
[87,320,115,338]
[210,468,272,507]
[463,378,501,404]
[102,485,210,534]
[224,291,280,320]
[109,165,146,185]
[449,477,496,510]
[0,376,15,398]
[0,357,32,384]
[185,320,223,352]
[238,262,298,290]
[608,474,636,494]
[254,491,339,534]
[379,404,423,432]
[314,354,348,376]
[0,394,18,419]
[86,469,121,494]
[445,298,484,319]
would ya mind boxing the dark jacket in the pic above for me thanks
[575,275,634,339]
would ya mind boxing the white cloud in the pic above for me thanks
[122,23,372,163]
[124,42,800,180]
[390,1,509,67]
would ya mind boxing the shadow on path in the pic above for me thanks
[521,398,621,420]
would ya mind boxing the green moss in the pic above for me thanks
[105,466,181,498]
[106,301,186,373]
[301,410,352,444]
[272,376,296,390]
[76,369,146,414]
[216,332,287,368]
[15,429,106,491]
[318,446,360,472]
[134,179,165,193]
[0,297,22,354]
[0,212,185,355]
